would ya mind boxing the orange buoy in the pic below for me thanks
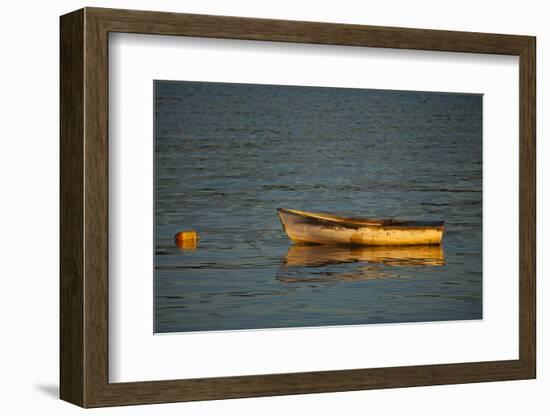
[175,230,199,249]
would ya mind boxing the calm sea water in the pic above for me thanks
[154,81,482,333]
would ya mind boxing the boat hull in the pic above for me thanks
[277,208,444,246]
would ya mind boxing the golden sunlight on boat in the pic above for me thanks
[277,208,444,246]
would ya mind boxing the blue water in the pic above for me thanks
[154,81,482,333]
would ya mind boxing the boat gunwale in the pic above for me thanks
[276,208,445,230]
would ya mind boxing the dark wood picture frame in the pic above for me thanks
[60,7,536,408]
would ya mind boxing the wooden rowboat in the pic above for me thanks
[277,208,444,246]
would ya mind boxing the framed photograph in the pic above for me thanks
[60,7,536,408]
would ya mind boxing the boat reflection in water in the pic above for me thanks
[284,244,445,267]
[277,244,445,283]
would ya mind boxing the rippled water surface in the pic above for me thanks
[155,81,482,333]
